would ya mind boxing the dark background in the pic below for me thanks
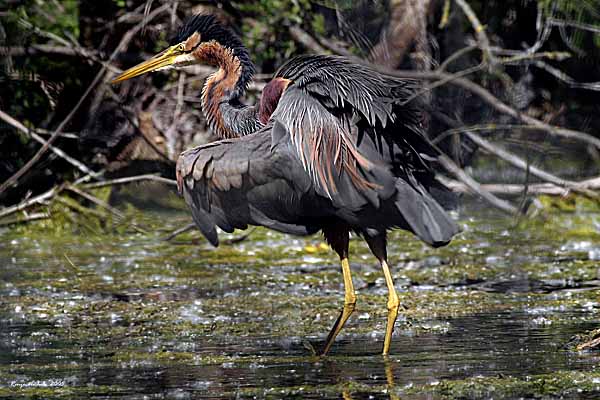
[1,0,600,210]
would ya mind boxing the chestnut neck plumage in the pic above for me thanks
[197,41,261,138]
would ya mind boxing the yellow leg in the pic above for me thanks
[322,257,356,355]
[342,391,354,400]
[381,259,399,356]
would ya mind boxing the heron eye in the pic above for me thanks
[178,43,185,52]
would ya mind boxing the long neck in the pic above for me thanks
[197,42,261,138]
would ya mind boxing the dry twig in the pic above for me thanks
[463,131,599,199]
[444,176,600,197]
[0,3,170,197]
[66,185,148,234]
[454,0,497,68]
[437,155,518,214]
[0,110,98,176]
[82,174,177,189]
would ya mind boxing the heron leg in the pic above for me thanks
[322,227,355,356]
[366,234,399,355]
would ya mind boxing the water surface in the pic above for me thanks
[1,193,599,398]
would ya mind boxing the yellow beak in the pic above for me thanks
[111,45,182,84]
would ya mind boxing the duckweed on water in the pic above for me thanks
[399,370,600,399]
[1,192,600,398]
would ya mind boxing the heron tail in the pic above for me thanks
[394,179,459,247]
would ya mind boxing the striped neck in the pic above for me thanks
[197,41,259,138]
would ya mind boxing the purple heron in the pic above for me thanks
[113,14,459,355]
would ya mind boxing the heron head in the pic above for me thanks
[112,14,246,83]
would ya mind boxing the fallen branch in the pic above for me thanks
[1,171,174,222]
[67,185,125,218]
[0,212,50,227]
[437,154,518,214]
[444,176,600,197]
[163,223,195,241]
[463,131,599,199]
[66,185,148,234]
[82,174,177,189]
[0,186,60,220]
[54,196,107,219]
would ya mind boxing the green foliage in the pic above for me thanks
[311,13,326,36]
[233,0,314,69]
[11,0,80,40]
[538,0,600,17]
[2,1,83,124]
[538,0,600,50]
[311,0,355,10]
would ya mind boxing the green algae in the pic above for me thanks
[0,385,126,399]
[2,193,600,398]
[398,370,600,399]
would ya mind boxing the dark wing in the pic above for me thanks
[270,55,459,245]
[270,90,397,210]
[176,128,320,246]
[275,55,401,127]
[270,55,435,203]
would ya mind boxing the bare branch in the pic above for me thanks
[454,0,497,68]
[66,185,148,234]
[387,69,600,150]
[0,212,50,227]
[532,60,600,91]
[1,44,99,57]
[0,172,174,222]
[0,186,59,220]
[289,25,328,54]
[0,110,99,177]
[0,4,170,196]
[548,18,600,35]
[437,154,518,214]
[444,176,600,196]
[433,124,545,144]
[81,174,177,189]
[163,223,196,241]
[438,44,477,71]
[463,131,599,199]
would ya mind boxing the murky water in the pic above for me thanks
[1,191,600,398]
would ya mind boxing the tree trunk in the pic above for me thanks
[370,0,432,70]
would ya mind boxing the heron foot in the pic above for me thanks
[321,299,356,356]
[382,293,400,355]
